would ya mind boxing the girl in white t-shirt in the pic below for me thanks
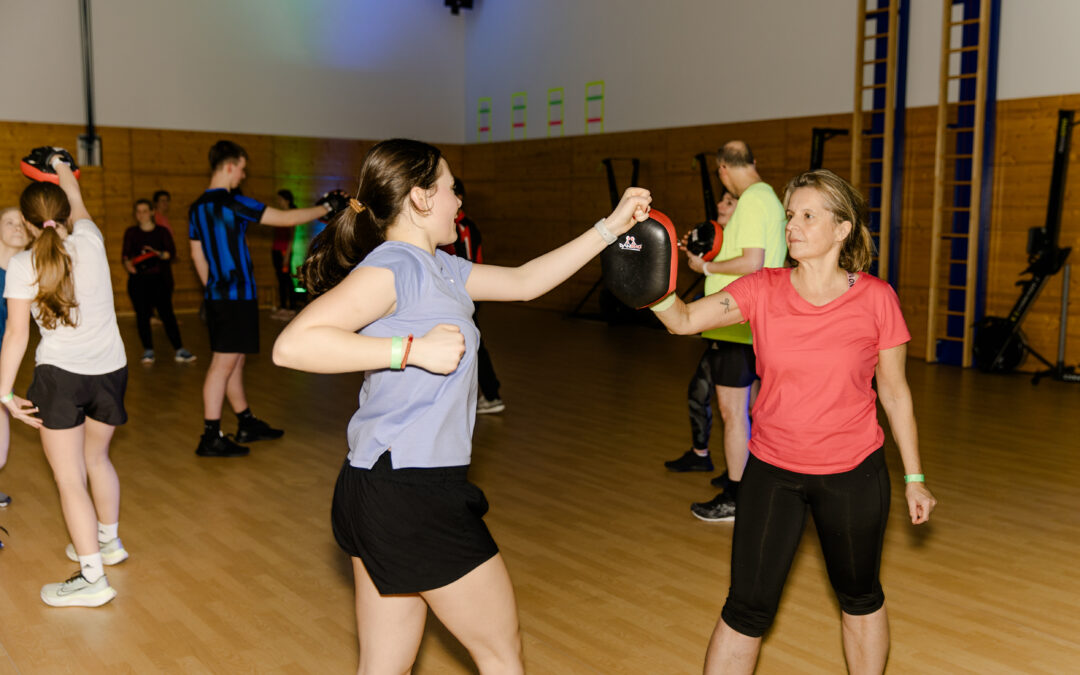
[0,155,128,608]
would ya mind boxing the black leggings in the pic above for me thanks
[721,448,890,637]
[687,343,715,449]
[127,274,183,351]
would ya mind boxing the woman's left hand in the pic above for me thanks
[605,188,652,236]
[905,482,937,524]
[685,251,707,274]
[4,395,42,429]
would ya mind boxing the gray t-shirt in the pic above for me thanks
[346,241,479,469]
[5,219,126,375]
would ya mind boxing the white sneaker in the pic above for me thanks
[65,537,129,565]
[477,395,505,414]
[41,572,117,607]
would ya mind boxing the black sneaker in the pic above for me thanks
[235,417,284,443]
[690,492,736,522]
[664,450,714,472]
[196,433,250,457]
[710,470,731,489]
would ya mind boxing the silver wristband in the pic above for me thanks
[594,218,617,245]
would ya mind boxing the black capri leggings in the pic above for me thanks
[721,448,890,638]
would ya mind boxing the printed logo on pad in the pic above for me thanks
[618,235,643,252]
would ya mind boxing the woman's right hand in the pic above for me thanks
[605,188,652,236]
[4,395,42,429]
[409,324,466,374]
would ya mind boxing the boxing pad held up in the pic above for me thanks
[20,147,80,184]
[601,209,678,309]
[686,220,723,261]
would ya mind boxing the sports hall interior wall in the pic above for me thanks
[0,123,462,313]
[1,91,1077,366]
[455,93,1080,366]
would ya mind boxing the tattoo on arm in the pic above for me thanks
[721,298,732,313]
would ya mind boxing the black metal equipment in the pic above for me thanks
[972,109,1076,379]
[809,127,849,171]
[78,0,102,166]
[569,158,642,322]
[680,152,723,300]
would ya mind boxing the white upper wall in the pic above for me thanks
[0,0,467,143]
[464,0,1080,142]
[3,1,1078,145]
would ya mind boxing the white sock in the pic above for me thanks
[78,553,105,583]
[98,521,118,542]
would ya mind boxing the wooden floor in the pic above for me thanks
[0,303,1078,674]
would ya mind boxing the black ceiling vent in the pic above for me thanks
[446,0,473,15]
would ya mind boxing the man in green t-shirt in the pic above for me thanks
[679,140,787,522]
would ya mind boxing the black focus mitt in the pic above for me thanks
[21,147,80,184]
[316,189,349,221]
[686,220,723,261]
[601,209,679,309]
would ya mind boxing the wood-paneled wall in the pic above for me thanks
[2,92,1078,365]
[459,95,1080,365]
[0,123,463,313]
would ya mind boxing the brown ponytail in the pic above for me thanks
[19,182,79,329]
[301,139,443,297]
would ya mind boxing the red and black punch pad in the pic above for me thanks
[20,147,81,184]
[601,209,679,309]
[686,220,723,261]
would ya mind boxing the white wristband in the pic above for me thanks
[594,218,617,245]
[702,261,715,277]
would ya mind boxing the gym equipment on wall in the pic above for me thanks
[926,0,1001,366]
[810,128,849,171]
[972,109,1074,376]
[852,0,910,285]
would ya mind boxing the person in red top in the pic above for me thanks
[152,190,173,235]
[650,169,937,674]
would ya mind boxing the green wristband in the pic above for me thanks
[904,473,925,484]
[650,293,677,313]
[390,336,405,370]
[0,392,12,403]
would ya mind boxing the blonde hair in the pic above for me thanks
[783,169,875,273]
[18,183,78,330]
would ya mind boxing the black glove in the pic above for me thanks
[20,147,80,184]
[316,189,349,220]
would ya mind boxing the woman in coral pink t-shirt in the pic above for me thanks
[652,169,936,675]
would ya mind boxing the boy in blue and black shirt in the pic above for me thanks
[189,141,333,458]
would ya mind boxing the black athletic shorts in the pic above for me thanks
[331,451,499,595]
[205,299,259,354]
[705,339,757,388]
[27,364,128,429]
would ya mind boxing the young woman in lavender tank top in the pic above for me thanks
[273,138,651,673]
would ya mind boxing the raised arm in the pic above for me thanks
[260,205,329,228]
[875,343,936,524]
[272,266,465,375]
[53,160,91,224]
[651,290,745,336]
[686,247,764,277]
[464,188,651,302]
